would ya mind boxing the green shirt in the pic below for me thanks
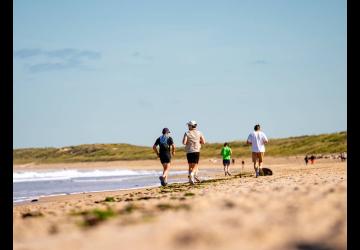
[221,146,232,160]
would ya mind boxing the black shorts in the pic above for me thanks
[187,152,200,164]
[159,153,171,164]
[223,159,230,166]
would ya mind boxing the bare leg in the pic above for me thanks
[253,162,257,173]
[188,163,196,184]
[194,164,201,182]
[227,164,231,175]
[162,163,170,182]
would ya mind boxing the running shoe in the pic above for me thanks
[159,176,166,186]
[189,174,195,185]
[194,175,201,183]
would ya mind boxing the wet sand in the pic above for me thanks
[13,158,346,250]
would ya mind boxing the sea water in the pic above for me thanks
[13,169,189,203]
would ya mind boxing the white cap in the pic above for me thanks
[187,120,197,126]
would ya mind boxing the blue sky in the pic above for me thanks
[13,0,347,148]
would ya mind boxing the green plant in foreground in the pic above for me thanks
[80,208,116,227]
[104,196,115,202]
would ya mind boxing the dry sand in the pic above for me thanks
[13,158,346,250]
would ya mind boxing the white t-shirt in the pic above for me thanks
[247,131,268,153]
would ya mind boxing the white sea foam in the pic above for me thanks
[13,169,163,183]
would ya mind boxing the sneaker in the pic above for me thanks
[194,175,201,183]
[159,176,166,186]
[189,174,195,185]
[255,170,259,178]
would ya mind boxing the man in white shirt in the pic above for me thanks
[247,124,269,177]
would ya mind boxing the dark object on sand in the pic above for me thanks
[31,199,38,202]
[259,168,273,176]
[22,211,43,218]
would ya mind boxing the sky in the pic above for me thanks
[13,0,347,149]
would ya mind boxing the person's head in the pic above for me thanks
[187,120,197,130]
[162,128,170,135]
[254,124,261,131]
[224,142,228,147]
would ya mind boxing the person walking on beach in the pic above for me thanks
[221,143,232,176]
[153,128,175,186]
[310,155,315,164]
[304,155,309,165]
[182,120,206,185]
[247,124,268,178]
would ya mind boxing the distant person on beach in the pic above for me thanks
[153,128,175,186]
[247,124,269,177]
[340,152,347,161]
[182,120,206,185]
[304,155,309,165]
[240,160,245,177]
[221,143,232,176]
[310,155,315,164]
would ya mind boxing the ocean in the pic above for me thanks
[13,168,190,203]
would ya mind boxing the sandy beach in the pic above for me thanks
[13,158,346,250]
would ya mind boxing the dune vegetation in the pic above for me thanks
[13,131,346,164]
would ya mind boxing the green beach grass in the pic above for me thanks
[13,131,346,164]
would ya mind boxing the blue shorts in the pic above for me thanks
[223,159,230,166]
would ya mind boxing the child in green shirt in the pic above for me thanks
[221,143,232,176]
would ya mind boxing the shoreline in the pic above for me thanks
[13,156,338,171]
[13,157,344,206]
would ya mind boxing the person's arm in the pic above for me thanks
[171,144,175,156]
[200,134,206,144]
[262,133,269,144]
[182,133,188,145]
[152,144,159,157]
[246,134,252,145]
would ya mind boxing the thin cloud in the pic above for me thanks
[137,99,154,108]
[253,60,269,65]
[13,49,43,58]
[132,51,153,61]
[14,48,101,73]
[28,61,79,73]
[46,49,101,60]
